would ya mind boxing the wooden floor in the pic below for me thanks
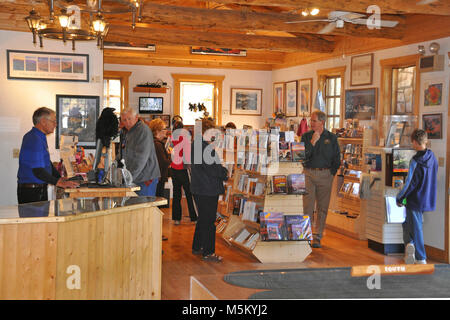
[159,200,437,300]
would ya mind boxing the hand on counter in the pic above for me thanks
[56,177,80,189]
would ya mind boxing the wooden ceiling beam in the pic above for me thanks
[196,0,450,16]
[105,25,335,53]
[133,2,405,39]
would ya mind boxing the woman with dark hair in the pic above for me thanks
[148,118,171,198]
[170,120,197,225]
[190,118,228,262]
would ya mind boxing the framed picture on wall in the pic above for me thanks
[344,88,377,120]
[56,95,100,149]
[298,78,312,116]
[285,81,297,117]
[423,82,443,107]
[230,88,263,115]
[422,113,442,139]
[350,53,373,86]
[7,50,89,82]
[273,82,285,114]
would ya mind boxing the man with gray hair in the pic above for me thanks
[17,107,79,204]
[120,107,160,196]
[300,110,341,248]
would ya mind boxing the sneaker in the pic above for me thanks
[174,220,180,225]
[404,243,415,264]
[311,239,321,248]
[415,259,427,264]
[202,253,223,262]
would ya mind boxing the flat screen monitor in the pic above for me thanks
[392,148,416,174]
[139,97,163,114]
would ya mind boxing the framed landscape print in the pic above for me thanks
[273,82,284,114]
[422,113,442,139]
[285,81,297,117]
[230,88,262,115]
[56,95,100,149]
[344,88,377,120]
[298,78,312,116]
[350,53,373,86]
[7,50,89,82]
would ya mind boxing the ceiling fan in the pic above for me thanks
[286,11,399,34]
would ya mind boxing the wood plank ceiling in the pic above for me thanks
[1,0,450,70]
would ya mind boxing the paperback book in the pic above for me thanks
[259,212,287,241]
[284,215,313,241]
[286,174,306,195]
[291,141,306,161]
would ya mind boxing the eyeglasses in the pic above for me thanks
[46,118,57,124]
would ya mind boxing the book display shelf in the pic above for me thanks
[327,129,373,240]
[217,129,312,263]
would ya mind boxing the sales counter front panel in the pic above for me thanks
[0,196,166,300]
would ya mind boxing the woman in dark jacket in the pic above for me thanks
[190,119,228,262]
[148,118,171,198]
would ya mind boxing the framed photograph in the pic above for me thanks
[230,88,262,115]
[344,88,377,120]
[298,78,312,116]
[273,82,284,114]
[350,53,373,86]
[285,81,297,117]
[422,113,442,139]
[7,50,89,82]
[56,95,100,149]
[423,82,443,107]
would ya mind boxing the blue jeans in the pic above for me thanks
[136,178,159,197]
[403,208,426,261]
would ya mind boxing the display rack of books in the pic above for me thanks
[326,129,372,240]
[220,129,312,263]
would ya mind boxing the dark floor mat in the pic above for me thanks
[224,265,450,299]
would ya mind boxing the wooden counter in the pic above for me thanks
[0,196,166,300]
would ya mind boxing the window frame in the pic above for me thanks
[317,66,346,130]
[171,74,225,126]
[103,70,132,113]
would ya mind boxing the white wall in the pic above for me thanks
[273,37,450,251]
[103,63,273,129]
[0,30,103,206]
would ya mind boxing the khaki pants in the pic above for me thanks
[303,168,334,241]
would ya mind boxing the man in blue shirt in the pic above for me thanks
[17,107,79,204]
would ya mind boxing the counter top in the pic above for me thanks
[0,196,167,224]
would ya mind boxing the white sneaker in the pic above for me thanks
[415,259,427,264]
[404,243,415,264]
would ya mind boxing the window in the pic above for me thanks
[324,76,341,131]
[180,82,215,125]
[391,65,416,115]
[103,71,131,113]
[103,78,122,112]
[317,66,346,131]
[172,74,225,126]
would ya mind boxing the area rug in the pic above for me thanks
[223,265,450,299]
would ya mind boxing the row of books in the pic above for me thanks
[260,212,312,241]
[228,227,260,250]
[236,151,269,173]
[236,174,265,196]
[267,174,306,195]
[343,143,363,155]
[232,197,264,222]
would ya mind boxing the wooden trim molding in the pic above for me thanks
[446,83,450,263]
[171,74,225,125]
[103,70,132,112]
